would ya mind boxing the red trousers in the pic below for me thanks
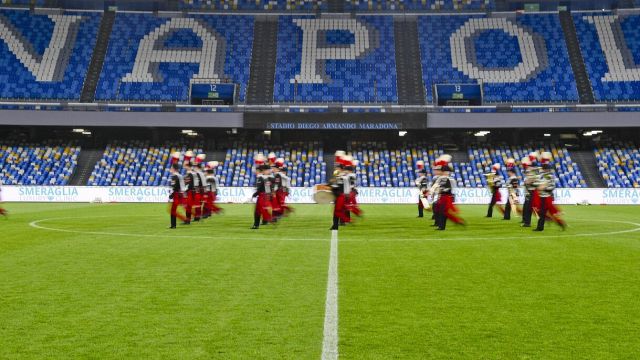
[493,189,502,203]
[531,190,541,213]
[169,193,187,221]
[440,194,464,224]
[273,189,291,217]
[347,191,362,216]
[334,194,350,223]
[255,193,272,222]
[205,191,222,215]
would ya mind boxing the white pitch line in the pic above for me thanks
[321,230,339,360]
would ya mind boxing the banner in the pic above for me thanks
[2,186,639,205]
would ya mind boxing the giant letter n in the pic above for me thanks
[291,18,377,84]
[122,18,226,83]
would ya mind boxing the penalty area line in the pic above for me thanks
[321,230,339,360]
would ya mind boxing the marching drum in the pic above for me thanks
[313,184,335,204]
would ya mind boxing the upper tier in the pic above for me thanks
[0,9,639,103]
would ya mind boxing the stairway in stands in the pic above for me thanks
[69,149,103,186]
[393,17,426,105]
[571,151,605,187]
[559,11,595,104]
[246,16,279,105]
[80,11,116,103]
[328,0,345,12]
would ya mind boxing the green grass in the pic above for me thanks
[1,203,639,359]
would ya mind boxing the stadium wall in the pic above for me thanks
[2,109,639,128]
[3,186,639,205]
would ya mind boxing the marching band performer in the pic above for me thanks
[415,160,429,218]
[345,158,362,222]
[268,152,277,167]
[204,161,222,218]
[272,157,292,220]
[533,152,567,231]
[522,151,541,227]
[0,181,7,218]
[434,155,464,230]
[183,151,195,225]
[252,154,273,229]
[168,162,187,228]
[329,151,350,230]
[429,157,444,226]
[503,158,522,220]
[193,154,207,222]
[485,163,505,218]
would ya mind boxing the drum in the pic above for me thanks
[313,184,335,204]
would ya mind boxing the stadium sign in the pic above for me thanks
[267,122,402,130]
[2,187,639,205]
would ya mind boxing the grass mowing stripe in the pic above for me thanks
[321,230,339,360]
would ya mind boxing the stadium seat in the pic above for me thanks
[273,16,398,103]
[594,142,640,188]
[178,0,327,12]
[418,14,579,103]
[87,141,205,186]
[464,144,587,188]
[0,141,79,185]
[95,13,253,103]
[0,9,101,100]
[220,141,326,187]
[345,0,494,12]
[573,13,640,102]
[347,141,447,187]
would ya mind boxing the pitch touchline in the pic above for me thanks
[27,217,640,243]
[322,230,339,360]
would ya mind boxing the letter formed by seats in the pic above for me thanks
[0,14,84,82]
[122,18,226,83]
[290,18,378,84]
[449,18,548,83]
[584,15,640,82]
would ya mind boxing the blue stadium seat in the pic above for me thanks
[345,0,494,12]
[463,144,587,188]
[573,13,640,102]
[0,9,100,100]
[347,141,446,187]
[273,16,398,103]
[87,141,205,186]
[0,141,79,185]
[95,13,253,103]
[594,142,640,188]
[220,142,326,187]
[418,14,579,103]
[178,0,327,12]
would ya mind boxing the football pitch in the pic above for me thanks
[1,203,639,359]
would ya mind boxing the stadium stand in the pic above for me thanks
[465,144,587,188]
[418,14,579,103]
[0,0,45,6]
[347,141,444,187]
[345,0,494,11]
[0,9,101,100]
[220,142,326,187]
[95,13,253,102]
[346,141,586,188]
[0,141,79,185]
[594,142,640,188]
[87,141,205,186]
[274,16,398,103]
[573,13,640,102]
[178,0,327,11]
